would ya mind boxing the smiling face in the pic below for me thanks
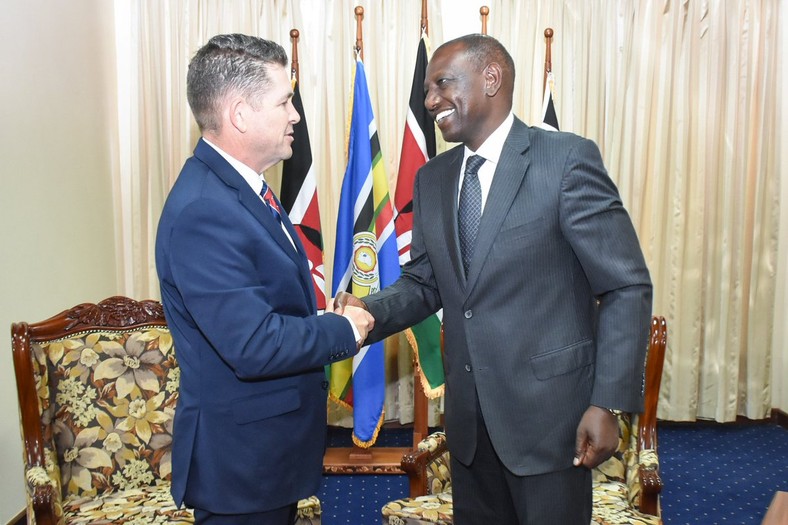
[424,38,512,151]
[424,42,487,149]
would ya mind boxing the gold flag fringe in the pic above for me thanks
[404,328,445,399]
[328,391,353,412]
[352,411,384,448]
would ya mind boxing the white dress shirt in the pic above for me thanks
[458,112,515,213]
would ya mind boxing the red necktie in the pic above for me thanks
[260,181,281,223]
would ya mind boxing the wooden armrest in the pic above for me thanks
[27,482,59,525]
[639,465,663,516]
[636,316,667,517]
[638,449,662,516]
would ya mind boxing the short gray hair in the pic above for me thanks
[187,34,288,133]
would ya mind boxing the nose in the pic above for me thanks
[289,100,301,124]
[424,88,439,111]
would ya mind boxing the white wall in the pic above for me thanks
[0,1,118,521]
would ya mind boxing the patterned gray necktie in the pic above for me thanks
[458,155,486,275]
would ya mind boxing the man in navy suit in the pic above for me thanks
[155,34,374,525]
[336,34,652,524]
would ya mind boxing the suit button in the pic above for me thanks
[465,364,472,372]
[464,310,472,318]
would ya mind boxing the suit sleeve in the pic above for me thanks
[559,137,653,412]
[363,167,442,343]
[162,197,357,379]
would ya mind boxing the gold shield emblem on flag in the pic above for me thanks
[352,232,379,292]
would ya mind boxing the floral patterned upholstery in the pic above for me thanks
[590,414,661,524]
[13,297,321,525]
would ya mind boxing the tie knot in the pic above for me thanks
[465,155,485,175]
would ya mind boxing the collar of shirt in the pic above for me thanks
[202,137,296,249]
[459,112,515,212]
[202,137,266,197]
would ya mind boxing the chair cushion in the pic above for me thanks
[382,493,453,525]
[382,488,662,525]
[61,485,322,524]
[296,496,323,524]
[63,483,192,524]
[592,481,662,525]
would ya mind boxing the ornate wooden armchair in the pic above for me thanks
[12,296,321,525]
[382,316,667,525]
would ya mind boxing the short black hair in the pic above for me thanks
[443,33,515,94]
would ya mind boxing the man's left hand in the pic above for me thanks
[572,405,620,469]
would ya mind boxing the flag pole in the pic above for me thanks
[289,29,300,84]
[324,3,416,477]
[354,6,364,61]
[408,0,431,451]
[420,0,429,35]
[350,7,367,459]
[480,5,489,35]
[543,28,553,94]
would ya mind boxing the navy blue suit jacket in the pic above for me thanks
[155,139,356,513]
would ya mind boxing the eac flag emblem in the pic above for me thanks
[351,232,379,290]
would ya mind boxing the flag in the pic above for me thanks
[331,58,400,447]
[540,70,560,131]
[281,80,326,310]
[394,34,444,398]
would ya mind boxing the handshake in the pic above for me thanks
[329,292,374,348]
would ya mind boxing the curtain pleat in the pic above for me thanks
[115,0,784,423]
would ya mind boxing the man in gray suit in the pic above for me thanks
[336,34,652,524]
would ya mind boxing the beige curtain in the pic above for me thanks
[114,0,784,423]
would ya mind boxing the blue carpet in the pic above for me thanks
[318,423,788,525]
[319,474,409,525]
[320,426,417,524]
[659,423,788,524]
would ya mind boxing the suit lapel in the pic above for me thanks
[465,120,532,291]
[194,140,316,309]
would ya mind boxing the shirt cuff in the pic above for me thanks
[342,314,363,345]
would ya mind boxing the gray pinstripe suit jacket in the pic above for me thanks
[364,117,652,476]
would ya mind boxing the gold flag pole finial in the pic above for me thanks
[289,29,300,84]
[480,6,489,35]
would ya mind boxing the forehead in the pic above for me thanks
[260,63,291,96]
[427,43,471,75]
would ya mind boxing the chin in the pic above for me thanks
[437,124,463,144]
[439,130,462,144]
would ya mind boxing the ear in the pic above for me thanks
[483,63,503,97]
[227,97,247,133]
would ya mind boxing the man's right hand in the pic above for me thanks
[332,291,368,314]
[343,304,374,346]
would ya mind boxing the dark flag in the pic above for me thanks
[394,34,444,397]
[281,80,326,310]
[540,70,560,131]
